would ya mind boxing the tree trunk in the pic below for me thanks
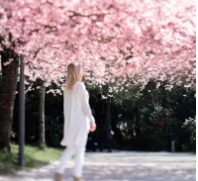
[0,51,19,152]
[105,98,111,138]
[38,80,46,149]
[105,98,111,124]
[134,100,141,150]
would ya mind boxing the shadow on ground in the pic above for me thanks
[0,152,196,181]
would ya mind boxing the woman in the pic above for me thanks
[55,63,96,181]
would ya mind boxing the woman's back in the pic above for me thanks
[61,82,91,147]
[64,82,84,119]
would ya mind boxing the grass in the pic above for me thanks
[0,144,63,175]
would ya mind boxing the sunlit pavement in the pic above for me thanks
[0,151,196,181]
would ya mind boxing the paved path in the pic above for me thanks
[0,151,196,181]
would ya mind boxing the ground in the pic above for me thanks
[0,151,196,181]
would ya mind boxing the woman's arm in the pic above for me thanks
[78,83,95,124]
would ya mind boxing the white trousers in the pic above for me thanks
[56,146,86,178]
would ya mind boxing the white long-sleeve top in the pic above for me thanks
[60,82,95,147]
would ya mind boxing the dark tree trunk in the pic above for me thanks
[38,80,46,149]
[134,100,141,150]
[0,50,18,152]
[105,98,111,125]
[105,98,111,138]
[104,84,111,125]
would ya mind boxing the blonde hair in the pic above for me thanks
[66,62,82,90]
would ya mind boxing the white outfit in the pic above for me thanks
[56,82,95,177]
[56,145,86,177]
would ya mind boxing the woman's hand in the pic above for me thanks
[90,123,96,132]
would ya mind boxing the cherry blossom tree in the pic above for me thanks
[0,0,195,151]
[1,0,195,85]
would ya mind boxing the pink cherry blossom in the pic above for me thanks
[0,0,195,92]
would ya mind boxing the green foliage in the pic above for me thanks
[182,117,196,152]
[111,81,196,151]
[12,80,196,152]
[13,82,64,147]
